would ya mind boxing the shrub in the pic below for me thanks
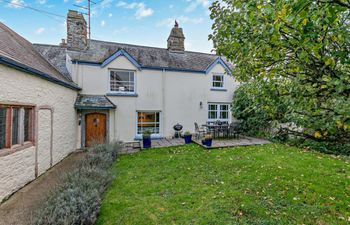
[31,142,120,225]
[284,138,350,156]
[232,80,288,136]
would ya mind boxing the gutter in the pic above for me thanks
[0,56,81,91]
[71,59,207,74]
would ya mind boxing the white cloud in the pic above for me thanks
[35,27,45,34]
[36,0,46,4]
[157,16,204,28]
[100,0,113,8]
[185,0,211,12]
[101,20,106,27]
[116,1,154,19]
[7,0,25,8]
[108,13,113,17]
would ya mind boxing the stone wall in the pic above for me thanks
[0,64,78,202]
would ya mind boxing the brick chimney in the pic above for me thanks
[167,21,185,52]
[67,10,87,51]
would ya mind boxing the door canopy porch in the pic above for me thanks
[74,94,116,110]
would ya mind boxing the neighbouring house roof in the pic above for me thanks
[34,39,233,74]
[0,22,80,90]
[74,94,116,110]
[33,44,71,80]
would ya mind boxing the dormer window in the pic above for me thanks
[212,73,224,88]
[109,70,135,93]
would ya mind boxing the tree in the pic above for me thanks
[210,0,350,142]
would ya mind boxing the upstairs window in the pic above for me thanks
[212,74,224,88]
[110,70,135,93]
[0,105,34,151]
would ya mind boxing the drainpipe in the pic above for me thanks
[34,106,54,177]
[162,69,166,137]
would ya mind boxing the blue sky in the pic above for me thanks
[0,0,215,53]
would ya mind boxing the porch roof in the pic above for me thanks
[74,94,116,110]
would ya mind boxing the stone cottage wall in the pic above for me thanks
[0,64,78,202]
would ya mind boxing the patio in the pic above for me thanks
[192,136,271,149]
[119,135,270,154]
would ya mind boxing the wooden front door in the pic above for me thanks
[85,113,106,147]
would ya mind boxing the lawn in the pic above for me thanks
[97,143,350,225]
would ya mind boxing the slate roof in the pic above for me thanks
[34,39,233,73]
[75,94,116,109]
[33,44,71,80]
[0,23,79,90]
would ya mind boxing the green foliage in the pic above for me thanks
[97,144,350,224]
[32,142,120,225]
[184,131,191,136]
[143,130,152,138]
[232,80,288,134]
[285,138,350,155]
[210,0,350,143]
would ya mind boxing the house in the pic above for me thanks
[35,10,239,146]
[0,22,80,202]
[0,10,238,201]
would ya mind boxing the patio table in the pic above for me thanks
[202,124,230,138]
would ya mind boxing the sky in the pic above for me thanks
[0,0,216,53]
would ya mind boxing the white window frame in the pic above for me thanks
[108,69,136,94]
[212,73,225,89]
[135,111,162,139]
[207,103,230,122]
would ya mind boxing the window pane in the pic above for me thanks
[137,112,160,135]
[213,75,223,81]
[0,108,6,149]
[220,104,229,111]
[208,104,217,110]
[208,111,217,119]
[114,71,129,81]
[110,70,135,92]
[220,111,228,119]
[24,108,31,142]
[12,108,19,145]
[213,82,222,87]
[213,75,223,88]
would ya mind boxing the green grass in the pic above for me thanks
[97,143,350,225]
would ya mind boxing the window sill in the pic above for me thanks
[0,142,34,157]
[210,88,227,92]
[134,134,162,140]
[107,93,138,97]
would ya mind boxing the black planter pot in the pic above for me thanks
[183,134,192,144]
[143,136,151,148]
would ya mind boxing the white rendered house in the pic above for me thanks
[0,10,238,201]
[35,10,239,146]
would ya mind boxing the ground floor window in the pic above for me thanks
[0,105,34,150]
[208,103,230,122]
[137,112,160,135]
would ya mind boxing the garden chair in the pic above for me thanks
[229,122,241,138]
[194,122,206,139]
